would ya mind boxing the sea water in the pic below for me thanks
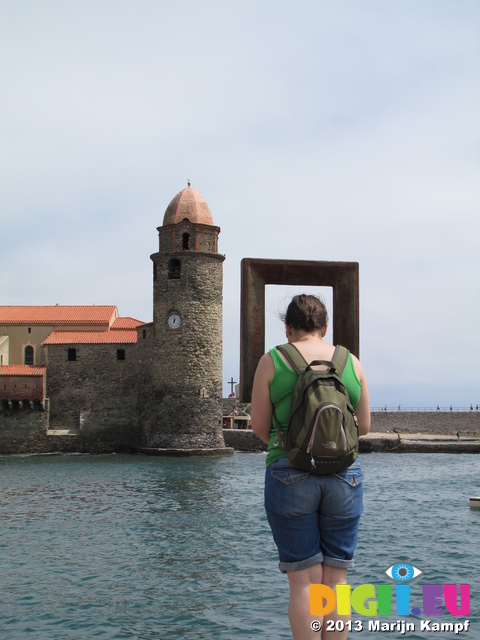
[0,452,478,640]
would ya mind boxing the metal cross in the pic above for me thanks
[228,377,238,396]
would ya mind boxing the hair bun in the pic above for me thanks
[283,294,329,332]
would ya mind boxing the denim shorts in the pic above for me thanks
[264,456,364,573]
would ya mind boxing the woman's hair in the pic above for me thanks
[282,294,329,332]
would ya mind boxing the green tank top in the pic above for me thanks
[266,347,362,467]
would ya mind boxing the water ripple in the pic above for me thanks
[1,452,478,639]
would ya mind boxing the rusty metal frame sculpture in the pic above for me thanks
[240,258,359,401]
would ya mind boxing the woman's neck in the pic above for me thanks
[287,328,323,343]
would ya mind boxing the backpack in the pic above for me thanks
[272,343,359,474]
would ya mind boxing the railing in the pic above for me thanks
[371,406,479,412]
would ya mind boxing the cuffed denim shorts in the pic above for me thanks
[264,456,364,573]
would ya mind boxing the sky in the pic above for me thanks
[1,0,479,408]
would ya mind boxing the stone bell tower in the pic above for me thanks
[138,183,232,455]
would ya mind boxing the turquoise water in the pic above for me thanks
[1,452,479,639]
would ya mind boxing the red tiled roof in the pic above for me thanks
[111,317,145,330]
[0,365,46,376]
[0,306,118,326]
[43,331,137,345]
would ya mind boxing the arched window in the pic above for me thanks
[182,233,190,250]
[24,345,34,365]
[168,259,181,279]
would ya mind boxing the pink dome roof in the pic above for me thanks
[163,185,214,226]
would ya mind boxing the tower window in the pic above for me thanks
[182,233,190,250]
[168,258,181,279]
[117,349,126,361]
[24,346,34,365]
[153,262,157,282]
[68,348,77,362]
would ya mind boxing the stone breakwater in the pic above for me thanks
[0,407,478,455]
[365,410,480,437]
[223,411,480,454]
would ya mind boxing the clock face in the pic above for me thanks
[168,314,181,329]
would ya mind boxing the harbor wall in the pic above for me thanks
[0,402,140,455]
[223,411,480,453]
[0,409,478,455]
[367,410,480,436]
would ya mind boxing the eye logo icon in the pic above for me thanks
[385,563,423,582]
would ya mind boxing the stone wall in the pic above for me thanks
[158,221,219,254]
[223,429,267,452]
[142,248,226,450]
[0,401,140,455]
[0,372,45,402]
[46,342,140,439]
[223,411,480,452]
[1,408,478,455]
[368,410,480,437]
[0,404,49,454]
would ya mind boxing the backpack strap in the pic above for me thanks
[275,343,308,374]
[331,345,349,377]
[271,344,308,448]
[276,343,350,377]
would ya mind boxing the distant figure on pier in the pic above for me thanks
[456,430,461,442]
[398,405,401,411]
[436,404,440,411]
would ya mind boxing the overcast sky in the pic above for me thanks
[1,0,479,408]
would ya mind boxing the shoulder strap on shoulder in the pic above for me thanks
[275,343,308,374]
[331,345,349,376]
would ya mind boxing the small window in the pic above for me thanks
[24,345,34,365]
[153,262,157,282]
[142,329,147,339]
[182,233,190,250]
[117,349,125,361]
[28,327,32,334]
[168,258,181,279]
[68,348,77,362]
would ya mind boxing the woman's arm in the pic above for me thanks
[250,353,275,444]
[351,355,371,436]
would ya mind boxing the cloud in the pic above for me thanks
[1,0,479,406]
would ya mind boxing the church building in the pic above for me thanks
[0,185,232,456]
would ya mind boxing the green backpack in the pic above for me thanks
[273,343,359,474]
